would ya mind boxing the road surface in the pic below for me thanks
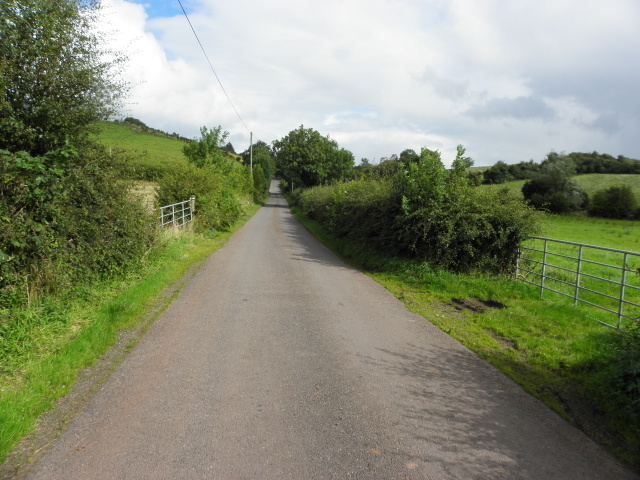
[25,181,636,479]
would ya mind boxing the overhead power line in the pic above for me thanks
[177,0,250,134]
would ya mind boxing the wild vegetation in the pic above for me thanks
[273,125,355,189]
[295,146,540,274]
[0,0,272,463]
[360,150,640,220]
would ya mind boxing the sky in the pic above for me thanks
[98,0,640,166]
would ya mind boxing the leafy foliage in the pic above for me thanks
[182,126,230,168]
[588,185,639,219]
[242,140,276,202]
[0,146,155,304]
[273,125,354,187]
[394,146,539,273]
[157,127,252,230]
[481,151,640,185]
[521,155,588,214]
[298,179,401,254]
[0,0,127,156]
[296,145,539,274]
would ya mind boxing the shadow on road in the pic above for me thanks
[357,342,638,479]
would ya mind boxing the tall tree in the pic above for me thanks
[521,154,587,214]
[0,0,127,155]
[273,125,354,188]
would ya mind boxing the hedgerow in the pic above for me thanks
[295,146,540,274]
[0,145,156,307]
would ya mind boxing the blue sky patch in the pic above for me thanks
[130,0,184,19]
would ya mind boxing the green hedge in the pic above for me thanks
[295,146,540,274]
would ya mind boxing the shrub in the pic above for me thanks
[157,159,251,230]
[297,184,339,225]
[0,145,156,305]
[588,185,638,219]
[394,148,539,273]
[522,175,588,214]
[294,145,539,274]
[326,179,401,253]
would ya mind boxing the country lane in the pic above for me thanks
[25,180,637,479]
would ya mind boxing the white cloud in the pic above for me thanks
[100,0,640,166]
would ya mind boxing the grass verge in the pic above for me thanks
[0,204,261,467]
[289,203,640,471]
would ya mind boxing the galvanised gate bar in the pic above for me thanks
[517,237,640,330]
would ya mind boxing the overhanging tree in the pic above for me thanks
[273,125,354,188]
[0,0,127,155]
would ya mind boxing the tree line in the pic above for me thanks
[481,151,640,185]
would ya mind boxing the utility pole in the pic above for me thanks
[250,132,253,174]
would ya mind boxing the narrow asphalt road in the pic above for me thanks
[26,181,636,479]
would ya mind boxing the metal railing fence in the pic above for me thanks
[516,237,640,329]
[158,197,195,229]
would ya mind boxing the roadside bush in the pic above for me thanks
[588,185,638,219]
[591,321,640,444]
[297,184,339,224]
[394,147,539,273]
[157,159,251,230]
[53,147,156,281]
[294,145,539,274]
[326,179,401,253]
[0,145,156,306]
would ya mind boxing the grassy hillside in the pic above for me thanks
[574,173,640,198]
[481,174,640,199]
[95,121,188,178]
[95,121,244,179]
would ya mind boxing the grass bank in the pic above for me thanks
[0,205,260,465]
[289,204,640,471]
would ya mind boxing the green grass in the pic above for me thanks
[94,121,187,173]
[574,174,640,198]
[289,202,640,470]
[0,205,261,464]
[519,237,640,328]
[480,174,640,200]
[94,121,244,179]
[539,215,640,252]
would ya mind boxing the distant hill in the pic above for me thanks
[480,174,640,199]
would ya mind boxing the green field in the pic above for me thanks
[539,215,640,252]
[95,121,188,174]
[481,174,640,200]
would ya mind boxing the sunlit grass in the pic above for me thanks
[539,215,640,252]
[94,121,186,172]
[480,174,640,201]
